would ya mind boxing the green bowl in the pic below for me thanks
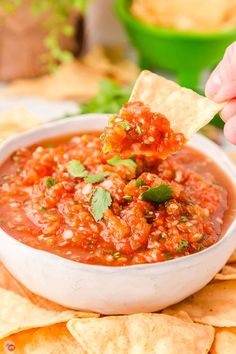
[115,0,236,90]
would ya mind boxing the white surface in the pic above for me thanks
[0,115,236,314]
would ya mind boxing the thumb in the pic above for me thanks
[205,41,236,102]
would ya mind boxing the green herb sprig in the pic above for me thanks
[1,0,90,71]
[80,80,132,114]
[67,160,88,178]
[46,177,56,188]
[107,155,137,170]
[141,184,173,204]
[67,160,110,184]
[91,187,112,222]
[85,172,110,184]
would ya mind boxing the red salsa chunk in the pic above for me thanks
[102,101,186,158]
[0,132,228,266]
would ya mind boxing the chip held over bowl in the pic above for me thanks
[129,70,224,139]
[102,70,225,158]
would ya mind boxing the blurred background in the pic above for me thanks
[0,0,235,159]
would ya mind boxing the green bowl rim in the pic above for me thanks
[115,0,236,40]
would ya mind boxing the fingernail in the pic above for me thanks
[205,71,222,100]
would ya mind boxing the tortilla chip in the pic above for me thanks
[6,47,139,101]
[0,324,84,353]
[6,62,103,101]
[211,328,236,354]
[129,70,223,139]
[163,310,194,323]
[130,0,236,32]
[215,264,236,280]
[83,47,139,84]
[227,249,236,264]
[67,313,214,354]
[0,287,98,339]
[0,107,39,141]
[165,280,236,327]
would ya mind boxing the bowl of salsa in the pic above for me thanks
[0,113,235,314]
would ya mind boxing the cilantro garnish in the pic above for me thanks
[40,207,47,212]
[91,187,112,222]
[79,79,131,115]
[85,172,110,184]
[124,195,132,201]
[177,239,189,252]
[107,155,137,170]
[135,125,142,135]
[119,121,131,131]
[163,253,172,260]
[196,245,204,252]
[67,160,88,178]
[113,252,120,258]
[141,184,173,204]
[135,179,147,187]
[67,160,110,185]
[160,232,168,240]
[46,177,56,188]
[102,144,112,154]
[179,216,188,223]
[100,133,105,141]
[144,214,153,219]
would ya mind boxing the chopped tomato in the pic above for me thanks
[103,101,186,158]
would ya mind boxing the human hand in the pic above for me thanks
[205,42,236,144]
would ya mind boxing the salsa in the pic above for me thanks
[0,132,230,266]
[102,101,186,157]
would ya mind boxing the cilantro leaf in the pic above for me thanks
[46,177,56,188]
[135,125,142,135]
[163,253,172,260]
[177,238,189,252]
[119,121,131,131]
[107,155,137,170]
[67,160,88,178]
[113,252,120,258]
[91,187,112,222]
[135,179,147,187]
[141,184,173,204]
[79,79,132,114]
[179,216,188,223]
[85,172,110,184]
[124,195,132,201]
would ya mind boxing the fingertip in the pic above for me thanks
[224,116,236,144]
[220,99,236,122]
[205,69,221,100]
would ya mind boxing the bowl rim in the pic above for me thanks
[115,0,236,40]
[0,113,236,272]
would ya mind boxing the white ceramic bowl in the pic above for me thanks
[0,114,236,315]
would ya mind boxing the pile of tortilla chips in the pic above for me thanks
[0,247,235,353]
[0,107,40,142]
[5,47,139,101]
[131,0,236,32]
